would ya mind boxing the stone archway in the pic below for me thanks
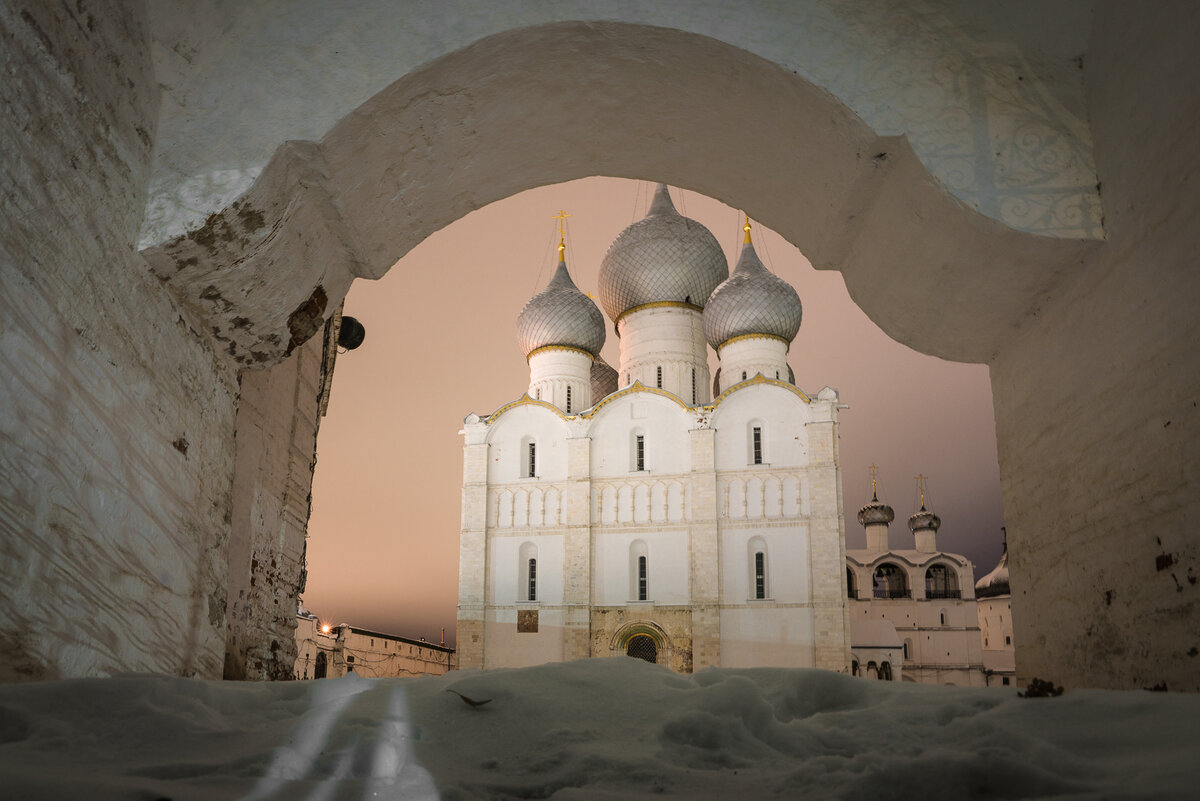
[8,5,1197,691]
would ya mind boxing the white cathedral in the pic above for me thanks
[457,185,851,673]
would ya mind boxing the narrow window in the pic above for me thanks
[638,555,648,600]
[636,434,645,471]
[1005,635,1011,645]
[527,442,536,477]
[527,558,537,601]
[566,385,572,413]
[536,387,541,400]
[754,551,766,599]
[656,366,663,388]
[939,611,947,625]
[775,370,779,379]
[741,370,747,381]
[903,641,910,659]
[752,426,763,465]
[691,368,696,404]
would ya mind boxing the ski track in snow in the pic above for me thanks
[0,658,1196,800]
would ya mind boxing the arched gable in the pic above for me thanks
[485,400,571,484]
[586,385,693,478]
[710,379,813,470]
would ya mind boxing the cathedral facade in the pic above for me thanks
[457,185,851,673]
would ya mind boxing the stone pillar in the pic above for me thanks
[563,435,593,659]
[456,438,488,669]
[807,394,852,672]
[688,427,720,669]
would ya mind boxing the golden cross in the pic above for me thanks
[915,473,928,509]
[552,209,571,256]
[868,463,879,498]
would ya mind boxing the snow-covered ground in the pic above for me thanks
[1,658,1196,800]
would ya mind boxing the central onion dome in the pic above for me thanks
[598,184,728,323]
[516,253,605,358]
[703,224,803,350]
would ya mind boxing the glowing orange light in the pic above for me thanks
[321,624,332,634]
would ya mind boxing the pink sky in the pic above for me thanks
[304,177,1005,644]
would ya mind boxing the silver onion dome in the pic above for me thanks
[598,184,728,323]
[975,546,1010,598]
[703,236,803,349]
[516,256,606,357]
[590,355,619,401]
[858,498,895,527]
[908,508,942,532]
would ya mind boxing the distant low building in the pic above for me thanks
[975,536,1016,687]
[294,612,456,679]
[847,475,987,686]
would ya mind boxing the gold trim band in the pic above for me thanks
[715,333,790,354]
[526,344,596,362]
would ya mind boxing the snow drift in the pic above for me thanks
[0,658,1196,799]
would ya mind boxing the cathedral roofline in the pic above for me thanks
[582,380,692,418]
[711,371,811,405]
[483,393,574,424]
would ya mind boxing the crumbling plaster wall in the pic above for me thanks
[995,1,1200,691]
[0,1,236,679]
[224,320,336,680]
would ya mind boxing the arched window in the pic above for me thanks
[925,564,960,598]
[846,566,858,599]
[939,609,948,626]
[314,651,327,679]
[630,540,649,601]
[519,542,538,602]
[851,660,860,676]
[879,661,893,681]
[527,441,536,478]
[903,638,912,660]
[752,426,763,464]
[566,385,572,413]
[656,365,663,388]
[873,563,909,598]
[634,433,645,471]
[749,536,769,599]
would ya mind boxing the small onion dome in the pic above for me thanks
[591,355,619,401]
[908,507,942,533]
[975,548,1010,598]
[703,234,803,350]
[516,255,605,358]
[857,498,895,527]
[598,184,728,323]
